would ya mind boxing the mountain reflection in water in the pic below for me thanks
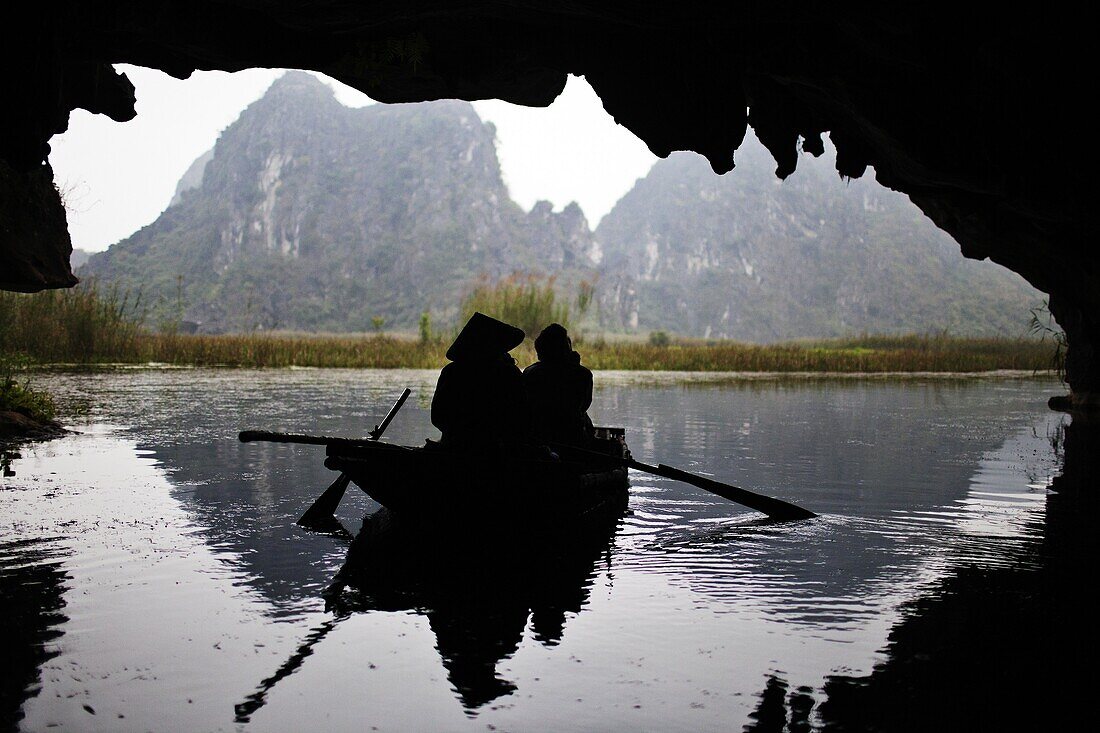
[0,370,1077,730]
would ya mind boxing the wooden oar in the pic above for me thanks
[368,387,411,439]
[552,442,815,522]
[238,430,377,447]
[629,458,815,521]
[239,387,412,529]
[296,473,352,529]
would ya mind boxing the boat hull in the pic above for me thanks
[324,430,631,532]
[327,433,632,603]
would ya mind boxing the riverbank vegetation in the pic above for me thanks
[1,283,1057,373]
[0,357,56,422]
[459,274,584,337]
[0,281,144,362]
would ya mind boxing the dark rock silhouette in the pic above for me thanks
[0,537,70,731]
[0,412,65,442]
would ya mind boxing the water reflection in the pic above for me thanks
[238,496,628,717]
[1,370,1073,730]
[810,416,1098,732]
[1,448,17,477]
[0,537,69,731]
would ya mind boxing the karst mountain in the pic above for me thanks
[83,72,1041,338]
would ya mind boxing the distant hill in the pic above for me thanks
[168,148,213,208]
[82,72,597,332]
[69,248,91,269]
[594,138,1043,340]
[83,72,1041,339]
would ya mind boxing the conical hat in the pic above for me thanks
[446,312,526,361]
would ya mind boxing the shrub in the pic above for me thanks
[0,355,56,422]
[459,273,571,338]
[419,311,433,343]
[1028,299,1067,383]
[648,330,671,347]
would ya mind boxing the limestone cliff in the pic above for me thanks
[596,138,1043,340]
[84,74,1043,339]
[82,73,598,332]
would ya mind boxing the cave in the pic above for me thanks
[1,2,1095,400]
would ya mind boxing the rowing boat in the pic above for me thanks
[323,426,631,535]
[240,409,814,527]
[326,427,631,633]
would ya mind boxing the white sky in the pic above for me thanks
[49,66,659,253]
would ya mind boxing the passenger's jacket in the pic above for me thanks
[522,355,593,446]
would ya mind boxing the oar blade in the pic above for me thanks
[297,473,352,529]
[651,463,816,521]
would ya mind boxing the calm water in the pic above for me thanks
[1,370,1067,731]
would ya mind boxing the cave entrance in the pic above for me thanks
[46,65,1047,349]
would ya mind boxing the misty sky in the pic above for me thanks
[48,66,659,253]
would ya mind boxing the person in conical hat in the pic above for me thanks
[431,313,531,448]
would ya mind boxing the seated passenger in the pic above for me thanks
[523,324,594,447]
[431,312,529,449]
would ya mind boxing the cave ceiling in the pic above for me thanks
[2,1,1096,389]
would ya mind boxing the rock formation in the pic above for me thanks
[596,138,1042,340]
[1,3,1095,397]
[81,73,599,331]
[82,74,1038,338]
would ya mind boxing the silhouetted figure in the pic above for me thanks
[431,312,529,449]
[523,324,594,447]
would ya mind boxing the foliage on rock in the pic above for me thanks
[82,72,598,334]
[0,355,56,423]
[81,73,1042,342]
[595,136,1044,341]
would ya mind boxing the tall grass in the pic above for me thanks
[0,281,145,362]
[579,334,1053,372]
[140,332,453,368]
[1028,299,1067,382]
[460,274,572,337]
[1,284,1055,372]
[2,330,1055,372]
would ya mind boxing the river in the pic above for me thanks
[0,370,1073,731]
